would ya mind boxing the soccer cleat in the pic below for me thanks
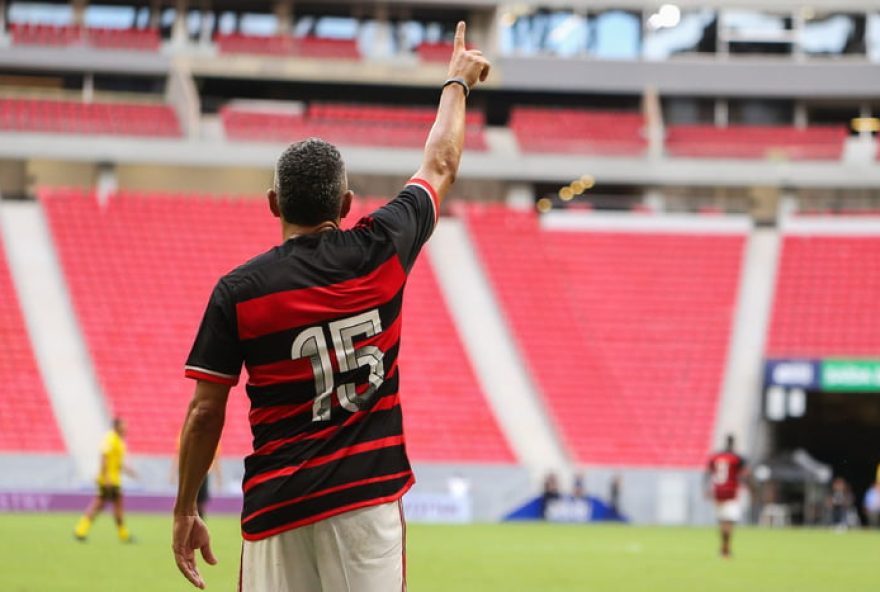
[74,516,91,541]
[117,524,131,543]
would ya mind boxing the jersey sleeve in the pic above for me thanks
[184,280,243,386]
[369,178,439,273]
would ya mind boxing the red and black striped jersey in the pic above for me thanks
[708,451,746,502]
[184,179,438,541]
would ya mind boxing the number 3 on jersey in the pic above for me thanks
[291,309,385,422]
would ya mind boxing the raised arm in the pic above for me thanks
[413,21,491,205]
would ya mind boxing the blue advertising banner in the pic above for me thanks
[504,495,626,523]
[764,359,820,390]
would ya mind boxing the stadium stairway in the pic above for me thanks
[0,200,106,484]
[427,217,570,474]
[714,227,781,459]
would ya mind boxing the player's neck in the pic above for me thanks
[283,220,339,242]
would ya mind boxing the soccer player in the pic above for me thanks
[706,434,748,558]
[73,417,136,543]
[172,21,489,591]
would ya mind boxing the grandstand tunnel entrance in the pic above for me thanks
[770,390,880,524]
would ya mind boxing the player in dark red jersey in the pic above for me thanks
[706,434,748,558]
[171,21,490,591]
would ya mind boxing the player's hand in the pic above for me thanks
[447,21,491,89]
[172,513,217,589]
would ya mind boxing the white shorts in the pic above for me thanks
[240,500,406,592]
[716,499,742,523]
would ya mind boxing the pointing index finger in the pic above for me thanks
[454,21,466,51]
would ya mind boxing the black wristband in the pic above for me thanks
[442,77,470,98]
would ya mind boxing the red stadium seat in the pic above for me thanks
[10,23,160,51]
[666,125,846,160]
[221,102,487,151]
[0,98,182,138]
[41,189,513,462]
[215,33,359,59]
[510,107,647,156]
[0,228,65,452]
[768,235,880,357]
[464,205,745,467]
[417,42,455,62]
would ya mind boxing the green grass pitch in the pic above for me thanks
[1,513,877,591]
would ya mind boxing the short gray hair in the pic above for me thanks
[274,138,346,226]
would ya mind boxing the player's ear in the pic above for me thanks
[339,190,354,220]
[267,188,281,218]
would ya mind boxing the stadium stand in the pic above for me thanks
[215,33,359,59]
[221,102,487,150]
[0,228,65,452]
[41,189,512,461]
[0,97,181,137]
[465,205,745,467]
[417,42,456,62]
[10,24,160,51]
[768,235,880,357]
[510,107,646,156]
[665,125,847,160]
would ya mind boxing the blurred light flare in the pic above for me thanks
[648,4,681,30]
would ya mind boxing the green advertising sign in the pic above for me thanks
[821,360,880,392]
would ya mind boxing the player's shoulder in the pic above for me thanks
[213,244,287,297]
[102,430,120,449]
[368,180,438,223]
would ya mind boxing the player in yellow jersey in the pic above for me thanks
[74,418,137,542]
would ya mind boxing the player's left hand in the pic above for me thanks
[172,513,217,589]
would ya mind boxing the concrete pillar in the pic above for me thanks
[643,85,664,160]
[858,102,873,139]
[793,101,808,129]
[505,183,534,209]
[468,8,493,52]
[714,99,729,127]
[483,5,504,56]
[71,0,86,27]
[149,0,161,30]
[274,0,292,35]
[0,161,27,198]
[717,9,729,59]
[96,163,118,207]
[644,188,665,213]
[792,8,806,62]
[171,0,188,46]
[82,73,94,104]
[370,2,392,59]
[197,0,211,46]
